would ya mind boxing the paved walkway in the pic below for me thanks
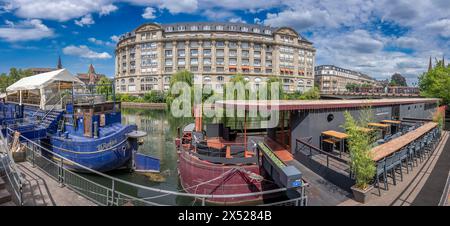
[339,131,449,206]
[17,161,95,206]
[412,131,450,205]
[444,173,450,206]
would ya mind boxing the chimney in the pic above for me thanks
[57,56,63,69]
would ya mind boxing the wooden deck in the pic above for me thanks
[263,137,293,162]
[371,122,438,161]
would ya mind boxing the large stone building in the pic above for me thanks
[114,22,316,95]
[314,65,379,93]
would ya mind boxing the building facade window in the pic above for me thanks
[115,23,315,94]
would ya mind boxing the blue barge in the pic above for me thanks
[0,69,159,173]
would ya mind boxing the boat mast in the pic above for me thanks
[194,104,202,132]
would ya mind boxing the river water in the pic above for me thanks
[116,108,196,205]
[83,107,283,206]
[79,108,196,205]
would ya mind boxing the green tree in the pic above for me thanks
[9,68,21,82]
[418,60,450,105]
[224,73,250,100]
[390,73,407,86]
[298,86,320,100]
[96,77,113,99]
[346,83,358,91]
[143,91,166,103]
[166,70,194,109]
[264,76,284,100]
[343,110,376,190]
[0,68,33,92]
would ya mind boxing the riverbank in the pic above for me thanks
[121,102,167,110]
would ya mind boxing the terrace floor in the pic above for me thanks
[338,131,450,206]
[16,161,95,206]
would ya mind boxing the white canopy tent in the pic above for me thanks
[6,69,82,92]
[6,69,83,109]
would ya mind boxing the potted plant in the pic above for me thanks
[343,110,376,203]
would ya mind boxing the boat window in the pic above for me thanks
[327,114,334,122]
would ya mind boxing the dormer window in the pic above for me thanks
[165,27,173,32]
[241,27,249,32]
[177,26,185,31]
[253,28,260,33]
[216,25,223,30]
[191,25,198,31]
[229,26,236,31]
[264,29,272,35]
[203,25,210,30]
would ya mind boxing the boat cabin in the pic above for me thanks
[64,101,121,138]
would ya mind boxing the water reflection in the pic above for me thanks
[86,108,282,205]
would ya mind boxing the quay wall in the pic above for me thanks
[121,102,167,110]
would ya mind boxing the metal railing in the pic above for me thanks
[295,137,349,169]
[9,127,308,206]
[0,130,24,205]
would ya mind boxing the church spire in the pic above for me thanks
[88,64,96,85]
[57,55,63,69]
[428,56,432,72]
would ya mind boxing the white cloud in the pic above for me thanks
[2,0,449,84]
[229,17,247,24]
[203,9,234,20]
[160,0,198,14]
[4,20,14,27]
[0,19,54,42]
[425,19,450,38]
[63,45,112,59]
[393,36,421,49]
[75,14,95,27]
[100,4,118,16]
[6,0,112,22]
[142,7,156,19]
[110,35,120,42]
[88,37,115,47]
[340,30,384,54]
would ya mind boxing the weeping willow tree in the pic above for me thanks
[165,70,193,111]
[96,77,113,100]
[343,109,376,190]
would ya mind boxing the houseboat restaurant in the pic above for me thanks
[204,98,443,204]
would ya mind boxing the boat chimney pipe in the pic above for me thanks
[94,122,98,138]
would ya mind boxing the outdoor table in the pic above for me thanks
[371,122,438,161]
[320,130,348,157]
[381,120,402,134]
[356,127,374,133]
[368,123,391,138]
[356,127,381,140]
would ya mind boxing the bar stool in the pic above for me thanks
[399,147,410,174]
[413,139,423,163]
[392,151,403,182]
[385,154,397,187]
[375,158,387,196]
[406,142,416,169]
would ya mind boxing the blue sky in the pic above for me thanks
[0,0,449,85]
